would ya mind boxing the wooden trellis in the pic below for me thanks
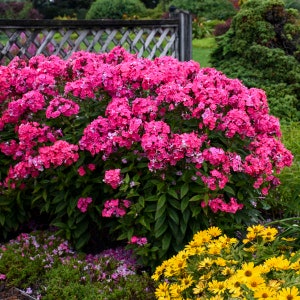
[0,12,192,65]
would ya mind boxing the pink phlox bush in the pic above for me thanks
[0,46,294,265]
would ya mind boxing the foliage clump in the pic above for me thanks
[86,0,147,19]
[168,0,237,20]
[210,0,300,121]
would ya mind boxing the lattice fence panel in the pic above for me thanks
[0,26,177,64]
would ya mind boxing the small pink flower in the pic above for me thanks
[77,166,86,176]
[0,274,6,280]
[129,236,147,246]
[103,169,123,189]
[77,197,93,213]
[87,164,96,171]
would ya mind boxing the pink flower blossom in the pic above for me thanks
[104,169,123,189]
[0,274,6,280]
[77,166,86,176]
[77,197,93,213]
[129,236,147,246]
[102,199,131,217]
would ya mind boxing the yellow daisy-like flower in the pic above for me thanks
[277,286,300,300]
[198,257,214,270]
[253,285,276,299]
[267,279,283,291]
[207,226,222,238]
[193,281,205,295]
[221,266,235,276]
[207,279,227,295]
[193,230,212,245]
[245,275,266,290]
[226,274,243,296]
[214,257,227,267]
[265,255,290,271]
[155,281,171,299]
[236,262,264,283]
[152,263,166,281]
[180,274,195,290]
[260,226,278,242]
[169,283,183,299]
[207,242,222,255]
[185,244,205,256]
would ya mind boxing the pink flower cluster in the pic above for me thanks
[77,197,93,213]
[102,199,131,217]
[0,46,293,215]
[129,236,148,246]
[201,197,244,214]
[103,169,123,189]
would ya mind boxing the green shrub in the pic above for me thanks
[264,122,300,219]
[210,0,300,121]
[86,0,147,20]
[168,0,237,20]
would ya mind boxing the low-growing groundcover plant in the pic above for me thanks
[153,224,300,299]
[0,230,156,299]
[0,47,293,269]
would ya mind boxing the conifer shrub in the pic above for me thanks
[210,0,300,121]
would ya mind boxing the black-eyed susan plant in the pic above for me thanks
[152,225,300,299]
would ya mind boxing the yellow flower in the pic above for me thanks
[236,262,263,282]
[207,242,222,255]
[245,275,266,290]
[267,279,283,291]
[221,266,235,276]
[227,274,243,296]
[265,255,290,271]
[253,285,276,299]
[207,226,222,238]
[169,283,183,298]
[192,230,212,245]
[180,274,195,290]
[208,279,227,295]
[198,257,214,270]
[261,226,278,242]
[155,281,171,299]
[152,263,165,281]
[277,286,300,300]
[214,257,227,267]
[193,281,205,294]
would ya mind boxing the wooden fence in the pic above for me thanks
[0,12,192,64]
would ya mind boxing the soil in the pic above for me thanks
[0,286,37,300]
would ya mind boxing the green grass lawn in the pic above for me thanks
[192,37,217,67]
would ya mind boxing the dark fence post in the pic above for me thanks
[169,10,192,61]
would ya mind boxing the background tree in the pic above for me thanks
[167,0,237,20]
[210,0,300,121]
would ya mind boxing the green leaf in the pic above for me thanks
[167,189,179,199]
[168,198,181,210]
[180,183,189,199]
[51,221,67,229]
[154,222,168,238]
[168,219,178,237]
[74,220,89,239]
[161,233,172,251]
[75,232,90,249]
[168,207,179,225]
[189,194,202,202]
[180,196,190,212]
[154,213,166,232]
[223,185,235,195]
[55,201,68,214]
[0,214,5,226]
[138,216,151,231]
[155,194,166,220]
